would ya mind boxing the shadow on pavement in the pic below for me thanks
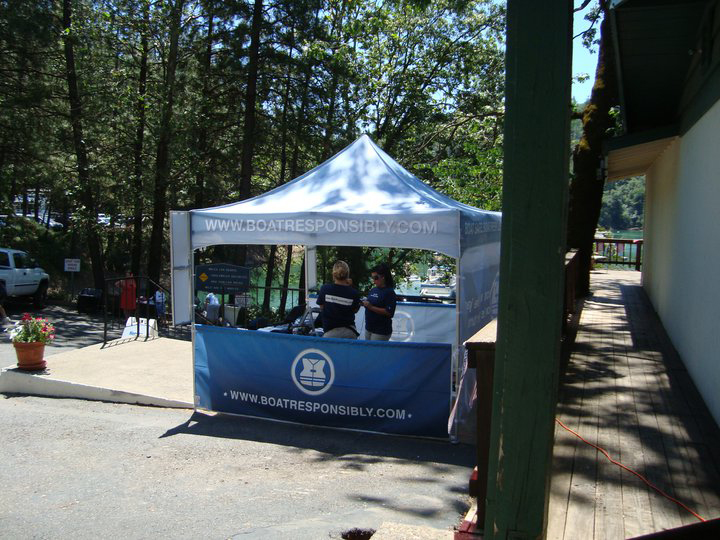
[161,410,474,469]
[2,301,123,348]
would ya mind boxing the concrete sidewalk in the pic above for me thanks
[0,336,194,408]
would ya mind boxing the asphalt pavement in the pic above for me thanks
[0,301,121,363]
[0,302,474,539]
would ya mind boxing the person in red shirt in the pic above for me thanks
[119,272,137,318]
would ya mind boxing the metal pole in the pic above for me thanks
[103,279,108,346]
[145,277,150,340]
[221,286,225,326]
[135,277,140,340]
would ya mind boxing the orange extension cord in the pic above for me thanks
[555,418,706,523]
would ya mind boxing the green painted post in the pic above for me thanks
[483,1,572,538]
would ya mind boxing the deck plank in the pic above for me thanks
[592,349,624,540]
[547,270,720,539]
[561,371,598,540]
[546,419,573,540]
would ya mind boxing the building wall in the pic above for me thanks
[644,98,720,426]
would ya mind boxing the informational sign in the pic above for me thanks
[193,325,452,438]
[64,258,81,272]
[195,263,250,293]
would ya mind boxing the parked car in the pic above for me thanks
[0,248,50,308]
[27,215,64,230]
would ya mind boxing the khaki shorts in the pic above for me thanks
[323,327,359,339]
[364,330,391,341]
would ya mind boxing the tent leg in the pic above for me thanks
[304,245,317,303]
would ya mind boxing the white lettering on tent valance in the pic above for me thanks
[201,217,437,235]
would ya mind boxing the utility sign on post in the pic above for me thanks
[64,259,81,272]
[65,258,81,300]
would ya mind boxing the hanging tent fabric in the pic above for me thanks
[170,135,501,438]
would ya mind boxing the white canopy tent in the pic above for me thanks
[170,135,501,436]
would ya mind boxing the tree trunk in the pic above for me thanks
[321,70,339,160]
[62,0,105,289]
[278,45,293,185]
[147,0,185,285]
[131,2,149,277]
[261,245,277,314]
[194,3,215,209]
[290,64,312,178]
[279,245,293,316]
[274,48,296,315]
[33,185,40,220]
[238,0,264,200]
[298,254,306,303]
[567,0,618,296]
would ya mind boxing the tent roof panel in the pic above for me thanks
[195,135,487,217]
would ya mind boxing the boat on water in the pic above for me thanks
[419,284,454,298]
[419,266,455,299]
[397,266,456,301]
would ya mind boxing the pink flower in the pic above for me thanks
[22,313,32,321]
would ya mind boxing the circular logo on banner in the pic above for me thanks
[392,310,414,342]
[291,348,335,396]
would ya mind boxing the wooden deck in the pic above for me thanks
[547,270,720,539]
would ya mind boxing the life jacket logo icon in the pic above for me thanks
[291,348,335,396]
[392,310,414,342]
[299,357,326,387]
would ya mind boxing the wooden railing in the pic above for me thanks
[462,249,582,531]
[593,237,643,270]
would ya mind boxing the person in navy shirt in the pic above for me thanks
[317,260,361,338]
[362,263,397,341]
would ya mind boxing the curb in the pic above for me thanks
[372,522,454,539]
[0,366,193,409]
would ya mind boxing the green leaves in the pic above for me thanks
[2,0,507,282]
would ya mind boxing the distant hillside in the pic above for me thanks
[599,176,645,231]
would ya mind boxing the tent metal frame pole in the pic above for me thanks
[190,221,197,412]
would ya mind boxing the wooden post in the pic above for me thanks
[465,319,498,528]
[483,1,572,538]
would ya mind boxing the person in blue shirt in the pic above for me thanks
[362,263,397,341]
[204,292,220,323]
[317,260,361,338]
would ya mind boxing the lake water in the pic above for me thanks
[609,229,643,240]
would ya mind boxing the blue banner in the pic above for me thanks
[194,325,452,438]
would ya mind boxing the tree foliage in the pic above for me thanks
[598,176,644,231]
[0,0,506,296]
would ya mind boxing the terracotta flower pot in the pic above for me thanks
[14,342,47,371]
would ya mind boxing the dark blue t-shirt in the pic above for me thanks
[317,283,361,332]
[365,286,397,335]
